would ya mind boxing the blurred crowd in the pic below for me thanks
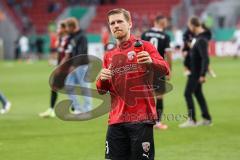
[13,20,240,62]
[14,34,45,62]
[12,6,240,62]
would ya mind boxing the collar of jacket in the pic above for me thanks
[117,34,136,51]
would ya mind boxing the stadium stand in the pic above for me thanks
[87,0,180,33]
[4,0,67,33]
[1,0,23,31]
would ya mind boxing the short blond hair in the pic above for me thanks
[107,8,131,22]
[66,17,79,29]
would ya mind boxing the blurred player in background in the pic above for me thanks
[141,15,172,130]
[35,37,44,60]
[0,92,11,114]
[48,31,58,66]
[101,26,111,51]
[39,20,69,118]
[63,17,92,114]
[232,24,240,58]
[19,34,29,61]
[183,24,216,77]
[97,8,169,159]
[179,17,212,128]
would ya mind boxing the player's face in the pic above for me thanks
[66,26,74,34]
[57,26,62,35]
[108,13,132,40]
[188,22,197,34]
[57,25,66,36]
[163,18,168,29]
[155,18,168,29]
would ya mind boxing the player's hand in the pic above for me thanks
[166,73,171,81]
[183,69,191,76]
[137,51,152,64]
[199,76,206,83]
[100,68,112,81]
[187,42,192,48]
[99,64,112,81]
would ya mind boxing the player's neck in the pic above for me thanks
[116,32,131,45]
[153,26,164,32]
[196,27,204,35]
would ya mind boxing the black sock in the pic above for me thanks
[156,99,163,122]
[50,90,58,109]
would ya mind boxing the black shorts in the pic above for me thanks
[105,122,154,160]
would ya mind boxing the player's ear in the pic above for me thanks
[128,20,132,29]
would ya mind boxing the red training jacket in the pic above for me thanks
[96,35,170,125]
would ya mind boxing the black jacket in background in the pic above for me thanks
[182,28,194,69]
[201,24,212,41]
[68,29,89,66]
[182,28,194,52]
[183,27,211,71]
[189,32,209,78]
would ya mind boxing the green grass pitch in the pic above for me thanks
[0,57,239,160]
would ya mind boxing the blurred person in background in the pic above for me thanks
[14,36,21,60]
[179,17,212,128]
[183,24,216,78]
[0,92,11,114]
[63,17,92,114]
[48,28,58,66]
[35,37,44,60]
[172,27,184,47]
[232,24,240,59]
[101,26,110,51]
[172,26,184,60]
[19,34,29,61]
[39,20,69,118]
[202,13,214,30]
[141,15,172,130]
[48,1,61,13]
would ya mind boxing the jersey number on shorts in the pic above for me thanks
[106,141,109,154]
